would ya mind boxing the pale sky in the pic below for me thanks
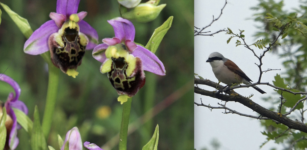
[194,0,300,150]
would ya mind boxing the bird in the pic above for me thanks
[206,52,266,94]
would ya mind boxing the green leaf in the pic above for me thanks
[261,120,287,130]
[142,124,159,150]
[0,3,33,38]
[273,74,304,109]
[281,32,288,39]
[226,28,233,34]
[31,106,47,150]
[273,74,286,89]
[227,36,233,44]
[48,146,55,150]
[57,134,64,149]
[13,108,33,133]
[145,16,173,54]
[0,107,7,150]
[235,40,241,47]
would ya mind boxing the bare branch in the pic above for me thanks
[194,100,270,120]
[194,0,227,36]
[195,78,307,95]
[194,78,307,133]
[263,68,281,73]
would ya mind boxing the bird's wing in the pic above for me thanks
[224,59,252,82]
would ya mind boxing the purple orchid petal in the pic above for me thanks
[108,17,135,41]
[61,127,82,150]
[132,45,166,76]
[10,100,28,130]
[84,141,103,150]
[5,104,18,150]
[10,100,28,115]
[24,20,59,55]
[125,40,137,52]
[102,38,121,46]
[56,0,68,15]
[79,20,99,50]
[0,74,21,102]
[50,12,66,27]
[66,0,80,15]
[77,11,87,21]
[57,0,80,16]
[92,44,108,63]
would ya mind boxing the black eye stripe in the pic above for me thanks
[209,57,222,61]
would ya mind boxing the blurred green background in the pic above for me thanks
[0,0,193,149]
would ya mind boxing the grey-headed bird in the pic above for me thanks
[206,52,265,94]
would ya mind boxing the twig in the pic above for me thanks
[263,68,281,73]
[284,97,307,116]
[291,137,307,148]
[195,101,270,120]
[194,0,227,36]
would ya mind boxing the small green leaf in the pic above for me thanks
[273,74,286,89]
[0,3,33,38]
[13,108,33,133]
[235,40,241,47]
[57,134,63,149]
[31,106,47,150]
[226,28,233,34]
[0,107,7,150]
[281,32,288,39]
[227,36,233,44]
[142,124,159,150]
[145,16,173,54]
[48,146,55,150]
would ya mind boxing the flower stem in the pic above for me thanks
[119,97,132,150]
[41,63,60,138]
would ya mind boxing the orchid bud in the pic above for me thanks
[134,3,166,22]
[118,0,141,8]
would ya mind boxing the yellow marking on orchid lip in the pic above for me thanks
[125,54,137,77]
[105,46,117,58]
[96,105,111,119]
[66,69,79,78]
[105,44,130,59]
[69,14,80,22]
[118,95,130,105]
[58,21,80,36]
[79,33,88,46]
[54,33,64,47]
[100,59,113,73]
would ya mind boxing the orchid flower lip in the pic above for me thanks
[92,17,166,97]
[24,0,98,56]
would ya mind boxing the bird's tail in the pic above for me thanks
[243,80,266,94]
[252,85,266,94]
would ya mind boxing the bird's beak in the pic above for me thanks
[206,59,210,62]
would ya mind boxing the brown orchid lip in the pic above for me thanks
[64,28,78,42]
[112,57,126,69]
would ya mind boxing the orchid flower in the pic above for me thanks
[92,17,165,104]
[61,127,102,150]
[0,74,28,150]
[24,0,98,78]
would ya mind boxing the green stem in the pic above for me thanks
[119,98,132,150]
[41,63,60,138]
[143,73,156,138]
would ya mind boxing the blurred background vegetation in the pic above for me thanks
[0,0,193,149]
